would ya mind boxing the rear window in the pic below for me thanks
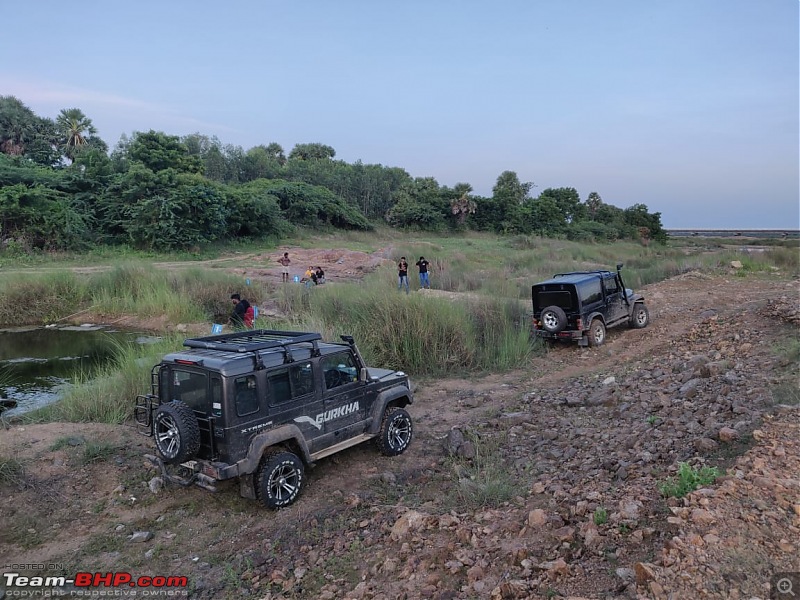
[534,290,573,311]
[164,369,208,411]
[577,279,602,305]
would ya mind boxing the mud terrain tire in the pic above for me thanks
[153,400,201,465]
[376,407,413,456]
[587,319,606,347]
[256,449,304,509]
[629,303,650,329]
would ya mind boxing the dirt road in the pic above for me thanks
[1,271,798,599]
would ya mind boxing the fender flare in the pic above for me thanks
[234,424,312,476]
[367,386,413,435]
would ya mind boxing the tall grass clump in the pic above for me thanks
[89,263,268,323]
[308,282,532,376]
[0,271,89,326]
[28,335,184,424]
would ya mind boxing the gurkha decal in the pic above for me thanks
[294,402,360,430]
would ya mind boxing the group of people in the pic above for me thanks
[228,252,431,330]
[303,265,326,286]
[278,252,325,285]
[397,256,430,293]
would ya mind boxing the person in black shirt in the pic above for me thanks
[229,293,251,329]
[398,257,409,294]
[415,256,430,289]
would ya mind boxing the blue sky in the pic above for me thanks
[3,1,798,229]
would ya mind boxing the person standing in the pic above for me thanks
[229,293,252,329]
[398,256,410,294]
[415,256,430,289]
[278,252,291,283]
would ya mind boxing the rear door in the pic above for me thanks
[265,361,326,452]
[160,367,217,459]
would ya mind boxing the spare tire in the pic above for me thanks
[153,400,201,465]
[541,306,568,333]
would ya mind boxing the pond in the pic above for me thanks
[0,324,159,418]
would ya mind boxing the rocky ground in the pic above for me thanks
[0,270,798,600]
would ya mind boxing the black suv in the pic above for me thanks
[134,330,413,508]
[531,264,649,347]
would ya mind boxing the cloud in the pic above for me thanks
[2,76,238,138]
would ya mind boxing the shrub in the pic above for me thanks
[658,462,719,498]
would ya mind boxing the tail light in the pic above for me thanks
[576,318,583,330]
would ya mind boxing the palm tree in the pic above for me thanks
[56,108,96,162]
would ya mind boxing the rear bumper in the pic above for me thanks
[532,328,588,346]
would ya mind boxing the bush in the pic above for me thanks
[658,462,719,498]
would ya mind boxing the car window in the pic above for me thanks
[234,375,259,416]
[604,276,619,295]
[578,279,602,305]
[167,369,208,410]
[322,352,359,390]
[534,290,573,310]
[267,363,314,406]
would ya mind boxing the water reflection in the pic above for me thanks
[0,325,156,417]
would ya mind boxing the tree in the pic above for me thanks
[288,143,336,161]
[449,184,476,226]
[56,108,97,163]
[585,191,603,219]
[538,187,585,224]
[491,171,533,232]
[0,96,59,165]
[127,130,203,174]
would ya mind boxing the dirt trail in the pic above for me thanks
[0,271,798,599]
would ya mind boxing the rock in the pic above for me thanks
[527,509,547,527]
[148,477,164,493]
[690,508,715,524]
[129,531,153,543]
[615,567,636,583]
[390,511,428,540]
[730,260,743,269]
[538,558,569,578]
[718,427,739,442]
[634,562,657,585]
[694,437,719,452]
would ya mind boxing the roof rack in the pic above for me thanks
[184,330,322,354]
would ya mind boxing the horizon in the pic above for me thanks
[2,1,798,230]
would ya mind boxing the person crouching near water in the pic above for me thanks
[229,293,254,329]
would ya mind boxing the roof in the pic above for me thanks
[160,330,353,377]
[533,270,614,287]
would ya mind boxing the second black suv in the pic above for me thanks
[134,330,413,508]
[531,264,649,347]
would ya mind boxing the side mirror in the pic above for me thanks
[359,367,369,382]
[616,263,624,271]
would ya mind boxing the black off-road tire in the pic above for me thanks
[376,407,413,456]
[587,319,606,347]
[541,306,568,333]
[629,303,649,329]
[256,449,304,509]
[153,400,201,465]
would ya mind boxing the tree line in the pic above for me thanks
[0,96,666,252]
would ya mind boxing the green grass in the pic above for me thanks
[447,431,517,509]
[593,507,608,526]
[658,462,720,498]
[0,454,25,486]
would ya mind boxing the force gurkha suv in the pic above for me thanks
[531,264,649,347]
[134,330,413,508]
